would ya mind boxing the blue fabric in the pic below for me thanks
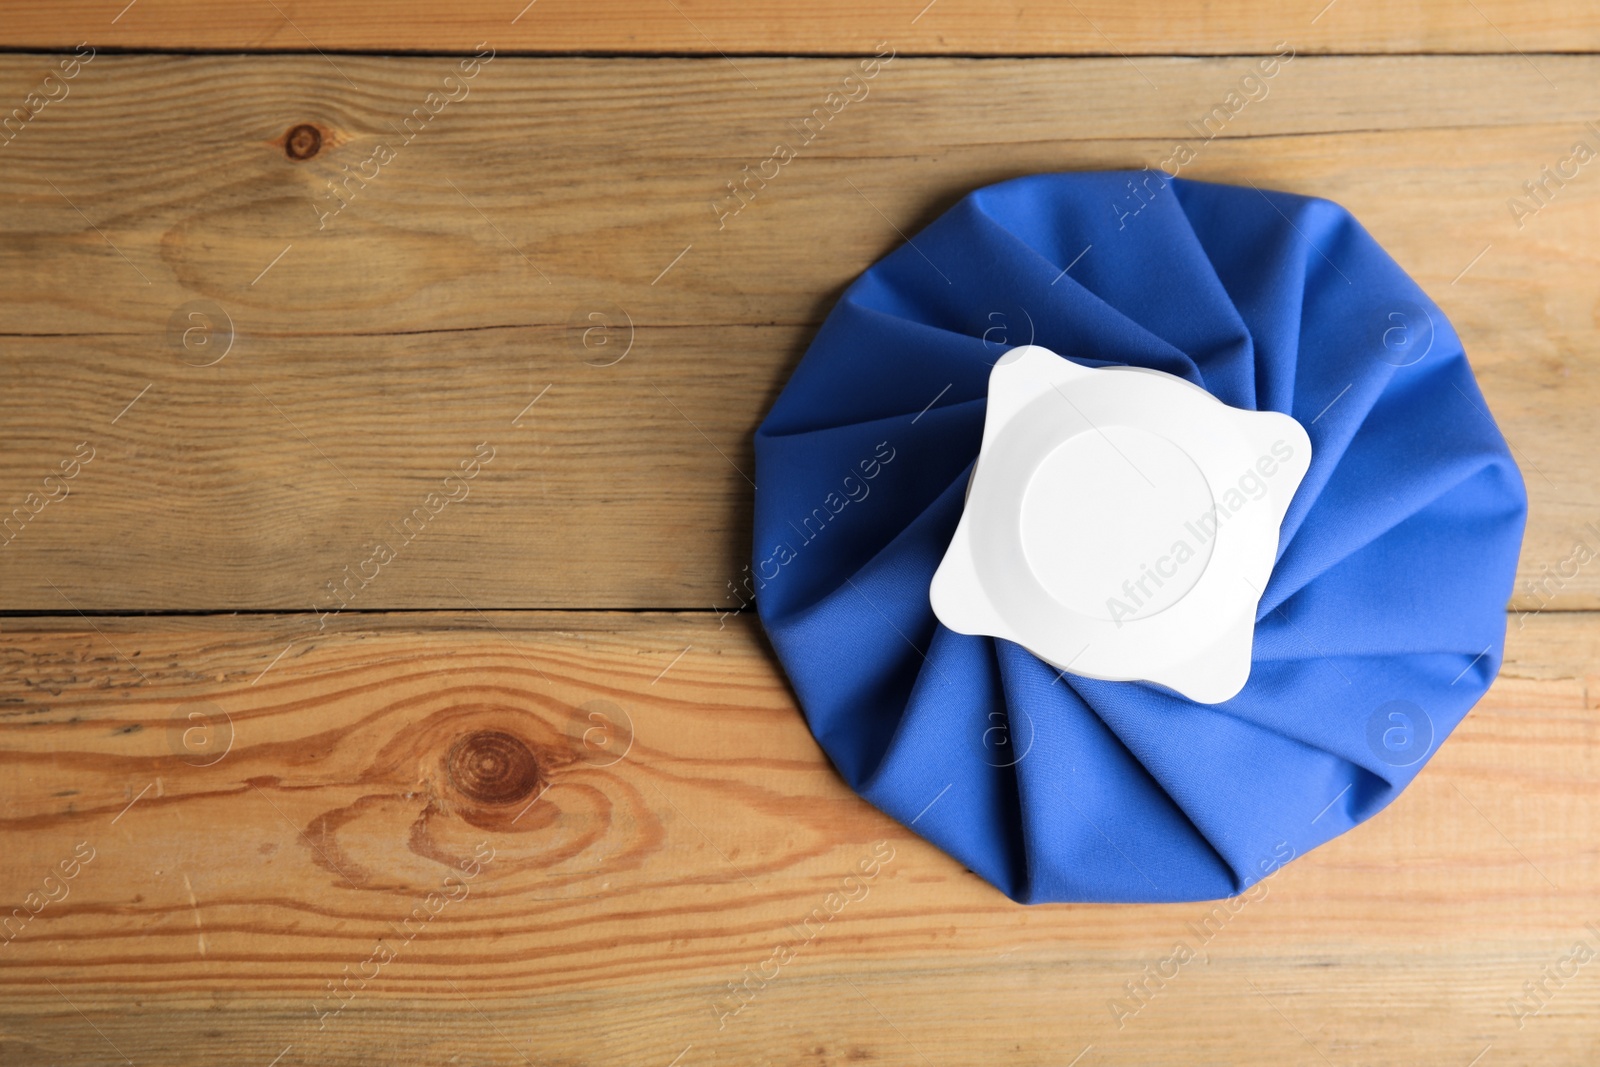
[751,172,1526,903]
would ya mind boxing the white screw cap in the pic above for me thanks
[930,345,1312,704]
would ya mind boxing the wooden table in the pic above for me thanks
[2,5,1597,1065]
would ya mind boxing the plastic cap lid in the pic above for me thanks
[930,345,1311,703]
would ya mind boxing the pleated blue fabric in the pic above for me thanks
[751,172,1526,903]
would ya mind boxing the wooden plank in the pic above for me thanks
[1,55,1597,609]
[0,609,1594,1065]
[0,326,774,612]
[3,0,1599,55]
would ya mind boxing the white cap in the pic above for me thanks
[930,345,1311,704]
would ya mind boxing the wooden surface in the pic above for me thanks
[4,0,1600,55]
[0,611,1597,1067]
[1,20,1597,1067]
[2,55,1599,610]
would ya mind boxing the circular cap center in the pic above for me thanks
[1020,426,1216,622]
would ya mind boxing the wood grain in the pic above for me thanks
[3,0,1599,55]
[0,609,1594,1066]
[0,54,1596,611]
[0,20,1592,1067]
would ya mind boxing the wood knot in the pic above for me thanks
[447,730,541,806]
[285,124,322,161]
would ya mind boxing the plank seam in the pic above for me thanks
[0,47,1591,59]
